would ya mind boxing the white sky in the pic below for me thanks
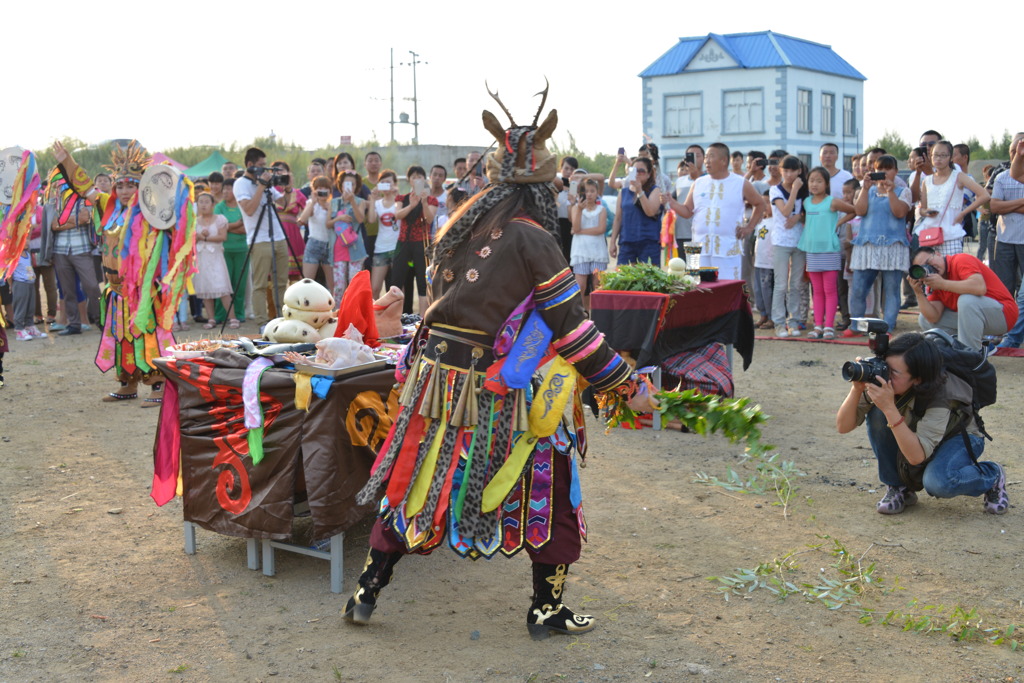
[8,1,1021,159]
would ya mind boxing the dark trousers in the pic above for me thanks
[390,240,427,301]
[33,264,57,319]
[992,241,1024,297]
[53,252,100,328]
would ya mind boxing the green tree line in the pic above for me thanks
[870,129,1016,161]
[30,130,625,184]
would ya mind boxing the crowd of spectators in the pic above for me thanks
[6,133,1024,357]
[601,132,1024,350]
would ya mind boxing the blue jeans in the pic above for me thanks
[618,240,661,266]
[865,406,998,496]
[851,269,903,330]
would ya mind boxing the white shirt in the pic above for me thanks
[374,199,400,253]
[674,173,702,239]
[769,185,804,248]
[233,176,285,245]
[308,203,331,243]
[691,173,746,255]
[828,168,853,198]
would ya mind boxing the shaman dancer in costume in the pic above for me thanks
[52,140,191,406]
[345,85,634,639]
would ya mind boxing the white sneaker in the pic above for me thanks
[787,326,801,337]
[15,329,33,341]
[27,326,47,339]
[777,327,791,338]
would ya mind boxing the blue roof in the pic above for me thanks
[640,31,865,81]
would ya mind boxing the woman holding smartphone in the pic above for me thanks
[918,141,989,256]
[296,176,336,295]
[847,155,913,333]
[365,170,401,297]
[329,170,368,301]
[392,165,438,316]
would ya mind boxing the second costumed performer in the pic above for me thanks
[52,140,195,405]
[345,85,634,639]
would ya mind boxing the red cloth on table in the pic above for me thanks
[333,270,379,346]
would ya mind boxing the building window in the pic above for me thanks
[798,153,812,167]
[797,89,812,133]
[723,89,763,134]
[664,93,702,137]
[843,96,856,136]
[821,93,835,135]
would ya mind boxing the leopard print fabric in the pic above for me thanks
[456,388,497,539]
[459,387,517,539]
[416,374,467,525]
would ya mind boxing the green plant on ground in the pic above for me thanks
[710,536,1024,653]
[859,601,1024,651]
[710,537,885,610]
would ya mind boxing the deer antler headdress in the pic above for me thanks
[482,79,558,185]
[433,81,559,260]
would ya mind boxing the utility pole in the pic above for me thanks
[409,50,421,145]
[389,48,395,143]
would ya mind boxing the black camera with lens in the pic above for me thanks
[908,263,937,280]
[841,318,890,384]
[248,166,290,187]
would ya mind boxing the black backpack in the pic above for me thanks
[919,328,997,440]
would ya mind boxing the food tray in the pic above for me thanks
[292,355,390,378]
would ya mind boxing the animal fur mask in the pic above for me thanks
[431,82,559,261]
[482,81,558,185]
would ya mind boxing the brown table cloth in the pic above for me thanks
[154,350,397,541]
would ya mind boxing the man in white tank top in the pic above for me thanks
[667,143,764,280]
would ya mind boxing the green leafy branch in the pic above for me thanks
[598,262,699,294]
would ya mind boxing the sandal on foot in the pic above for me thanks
[823,327,836,340]
[202,321,216,330]
[806,327,823,339]
[141,397,163,409]
[228,318,241,329]
[102,391,138,402]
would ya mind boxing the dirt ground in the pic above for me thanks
[2,314,1023,683]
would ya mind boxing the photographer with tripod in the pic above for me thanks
[234,147,290,324]
[836,324,1007,516]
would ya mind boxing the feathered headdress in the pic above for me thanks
[433,80,559,260]
[104,140,150,184]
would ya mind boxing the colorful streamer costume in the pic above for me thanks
[0,150,41,387]
[56,142,196,394]
[345,87,632,639]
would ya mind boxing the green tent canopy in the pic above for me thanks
[184,151,232,178]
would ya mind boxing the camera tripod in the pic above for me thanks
[219,182,303,335]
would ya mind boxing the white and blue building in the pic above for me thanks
[640,31,865,173]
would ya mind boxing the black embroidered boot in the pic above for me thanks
[343,548,403,625]
[526,562,596,640]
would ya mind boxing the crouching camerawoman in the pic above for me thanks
[835,329,1007,515]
